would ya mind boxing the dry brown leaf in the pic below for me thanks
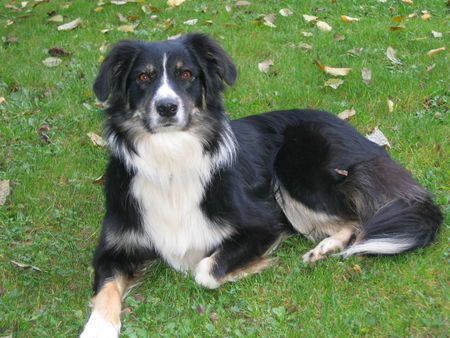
[421,13,431,20]
[117,24,137,32]
[302,14,318,23]
[117,13,128,22]
[0,180,10,206]
[386,46,402,64]
[316,20,332,32]
[235,1,251,6]
[427,47,446,56]
[183,19,198,25]
[387,97,395,112]
[263,13,276,28]
[279,8,293,17]
[258,59,274,73]
[426,64,436,71]
[340,15,360,22]
[11,260,42,272]
[57,18,82,31]
[87,132,107,147]
[431,30,442,38]
[353,264,362,273]
[361,67,372,86]
[48,47,72,56]
[298,42,312,50]
[334,33,345,40]
[390,24,406,31]
[334,168,349,176]
[93,174,105,185]
[42,57,62,67]
[366,127,391,148]
[338,107,356,120]
[324,78,344,89]
[167,0,185,7]
[48,14,64,22]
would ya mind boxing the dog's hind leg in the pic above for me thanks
[302,226,355,263]
[194,230,284,289]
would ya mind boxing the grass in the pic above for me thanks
[0,0,448,336]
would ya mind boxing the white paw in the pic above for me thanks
[302,237,344,263]
[194,257,221,289]
[80,311,120,338]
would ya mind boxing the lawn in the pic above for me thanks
[0,0,448,336]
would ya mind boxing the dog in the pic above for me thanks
[80,33,442,337]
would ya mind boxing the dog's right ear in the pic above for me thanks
[93,40,141,103]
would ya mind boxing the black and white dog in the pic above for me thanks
[81,33,442,337]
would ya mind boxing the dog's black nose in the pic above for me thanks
[156,99,178,117]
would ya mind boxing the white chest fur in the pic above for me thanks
[128,131,232,271]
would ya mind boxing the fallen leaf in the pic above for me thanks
[333,33,345,40]
[57,18,82,31]
[302,14,318,23]
[391,15,406,22]
[408,13,418,18]
[235,1,251,6]
[87,132,107,147]
[386,46,402,64]
[168,34,182,40]
[111,0,127,4]
[225,5,232,12]
[353,264,362,273]
[361,67,372,86]
[421,13,431,20]
[323,65,351,76]
[324,78,344,89]
[11,260,42,272]
[298,42,312,50]
[279,8,293,16]
[390,24,406,31]
[93,174,105,185]
[387,97,395,112]
[0,97,5,104]
[340,15,360,22]
[94,6,104,12]
[431,30,442,38]
[263,13,276,28]
[366,127,391,148]
[5,37,18,43]
[117,24,137,32]
[210,312,219,322]
[338,107,356,120]
[316,20,332,32]
[427,47,446,56]
[117,13,128,22]
[42,57,62,67]
[401,0,413,3]
[0,180,10,206]
[347,47,364,56]
[167,0,185,7]
[258,59,274,73]
[48,14,63,22]
[196,304,206,314]
[101,28,111,34]
[48,46,72,56]
[302,31,313,37]
[426,64,436,71]
[334,168,349,176]
[183,19,198,25]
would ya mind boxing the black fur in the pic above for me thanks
[88,33,442,297]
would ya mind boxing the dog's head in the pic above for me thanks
[94,33,237,133]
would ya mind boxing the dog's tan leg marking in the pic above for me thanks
[302,227,354,263]
[80,275,128,338]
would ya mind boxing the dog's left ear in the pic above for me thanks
[183,33,237,94]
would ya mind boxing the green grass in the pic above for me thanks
[0,0,448,336]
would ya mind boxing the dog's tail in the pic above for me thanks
[340,157,443,257]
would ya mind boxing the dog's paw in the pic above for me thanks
[302,237,344,263]
[194,256,221,289]
[80,311,120,338]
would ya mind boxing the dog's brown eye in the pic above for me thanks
[139,73,151,82]
[180,70,192,80]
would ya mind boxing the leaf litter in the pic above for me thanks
[366,127,391,148]
[0,180,10,206]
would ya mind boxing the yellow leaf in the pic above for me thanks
[316,21,332,32]
[427,47,446,56]
[340,15,360,22]
[421,13,431,20]
[387,97,395,113]
[390,15,405,22]
[390,24,406,31]
[117,24,136,32]
[323,66,351,76]
[94,6,104,12]
[48,14,64,22]
[0,97,5,104]
[167,0,185,7]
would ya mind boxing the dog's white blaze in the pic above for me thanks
[127,132,233,271]
[80,311,120,338]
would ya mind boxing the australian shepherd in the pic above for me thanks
[81,33,442,337]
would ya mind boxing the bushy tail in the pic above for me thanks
[341,198,442,257]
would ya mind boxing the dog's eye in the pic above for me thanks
[138,73,152,82]
[180,70,193,80]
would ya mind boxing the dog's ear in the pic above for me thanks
[93,40,141,103]
[182,33,237,94]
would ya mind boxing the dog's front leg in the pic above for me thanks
[194,230,281,289]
